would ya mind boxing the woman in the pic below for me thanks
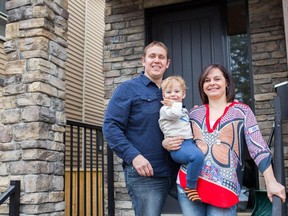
[163,64,286,215]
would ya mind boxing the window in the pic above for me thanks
[227,1,257,214]
[0,0,7,41]
[227,0,252,108]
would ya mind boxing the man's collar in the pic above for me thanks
[140,72,154,86]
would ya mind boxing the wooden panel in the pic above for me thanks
[66,0,86,122]
[66,0,105,126]
[64,170,103,216]
[83,0,105,125]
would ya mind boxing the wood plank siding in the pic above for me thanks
[83,0,105,125]
[66,0,105,125]
[66,0,86,121]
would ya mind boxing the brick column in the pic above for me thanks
[0,0,68,215]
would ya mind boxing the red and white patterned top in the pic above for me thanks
[178,101,272,208]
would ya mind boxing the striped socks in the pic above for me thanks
[185,188,201,202]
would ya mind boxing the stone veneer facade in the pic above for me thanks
[0,0,68,215]
[103,0,288,215]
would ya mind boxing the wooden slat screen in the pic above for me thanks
[65,170,103,216]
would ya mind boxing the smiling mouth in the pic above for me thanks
[152,65,162,70]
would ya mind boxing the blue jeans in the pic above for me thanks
[124,165,177,216]
[170,139,204,188]
[177,185,237,216]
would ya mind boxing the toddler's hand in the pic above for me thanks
[161,99,174,107]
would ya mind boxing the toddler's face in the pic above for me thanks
[163,82,185,102]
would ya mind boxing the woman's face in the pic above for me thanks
[203,68,227,101]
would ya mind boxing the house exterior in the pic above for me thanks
[0,0,287,215]
[103,0,288,215]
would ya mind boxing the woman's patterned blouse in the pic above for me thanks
[189,101,272,196]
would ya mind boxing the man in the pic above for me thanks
[103,41,179,216]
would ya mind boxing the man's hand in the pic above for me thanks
[132,155,154,176]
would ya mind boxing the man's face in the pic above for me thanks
[141,45,170,83]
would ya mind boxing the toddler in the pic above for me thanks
[159,75,204,202]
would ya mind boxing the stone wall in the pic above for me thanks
[249,0,288,188]
[0,0,68,215]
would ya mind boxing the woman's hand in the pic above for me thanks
[263,165,286,203]
[266,180,286,203]
[162,136,184,151]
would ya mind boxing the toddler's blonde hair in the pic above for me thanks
[161,75,187,93]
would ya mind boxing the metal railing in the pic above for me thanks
[107,146,115,216]
[0,180,20,216]
[272,95,286,215]
[64,120,105,216]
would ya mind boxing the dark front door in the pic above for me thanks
[147,2,227,109]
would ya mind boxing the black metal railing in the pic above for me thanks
[64,120,105,216]
[107,146,115,216]
[0,180,20,216]
[252,82,288,215]
[270,96,284,215]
